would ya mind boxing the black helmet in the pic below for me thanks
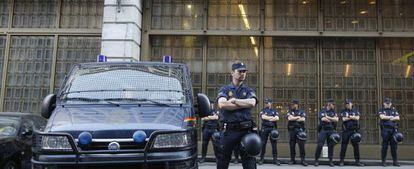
[240,133,262,157]
[329,133,341,144]
[270,130,279,141]
[212,131,221,141]
[350,132,362,144]
[393,132,403,143]
[297,131,307,141]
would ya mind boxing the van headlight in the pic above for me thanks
[41,135,73,151]
[152,132,194,149]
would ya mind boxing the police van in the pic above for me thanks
[32,62,210,169]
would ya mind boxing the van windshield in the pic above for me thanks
[60,64,189,105]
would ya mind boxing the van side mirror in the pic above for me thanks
[196,93,211,118]
[41,94,56,119]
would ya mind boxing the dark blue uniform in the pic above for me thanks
[339,108,361,162]
[287,109,306,162]
[378,107,399,163]
[315,108,338,162]
[201,109,219,159]
[259,107,279,161]
[216,83,257,169]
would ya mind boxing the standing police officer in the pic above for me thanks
[315,99,339,167]
[199,102,220,163]
[258,98,280,165]
[378,98,401,167]
[339,99,364,166]
[216,61,258,169]
[287,99,308,166]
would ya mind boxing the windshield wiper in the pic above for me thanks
[62,97,119,106]
[104,98,172,107]
[61,89,184,96]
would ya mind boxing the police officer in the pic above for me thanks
[287,99,308,166]
[339,99,364,166]
[378,98,401,167]
[199,102,220,163]
[315,99,339,167]
[216,61,258,169]
[258,98,280,165]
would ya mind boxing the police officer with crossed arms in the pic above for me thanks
[339,99,364,166]
[258,98,280,165]
[315,99,340,167]
[378,97,403,167]
[216,61,260,169]
[199,101,220,163]
[287,99,308,166]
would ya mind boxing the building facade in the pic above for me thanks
[1,0,414,159]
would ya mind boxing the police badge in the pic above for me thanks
[228,91,233,97]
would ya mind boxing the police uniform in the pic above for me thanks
[315,101,338,166]
[287,102,307,165]
[378,98,400,166]
[200,109,219,162]
[216,63,258,169]
[339,100,363,166]
[259,100,279,165]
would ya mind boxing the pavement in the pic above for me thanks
[198,156,414,169]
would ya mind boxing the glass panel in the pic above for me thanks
[264,37,318,142]
[5,36,54,114]
[152,0,203,30]
[382,0,414,32]
[0,0,9,28]
[207,36,260,120]
[55,36,101,92]
[380,38,414,144]
[150,36,203,96]
[208,0,260,30]
[60,0,104,29]
[323,0,377,31]
[0,36,5,83]
[322,38,378,144]
[265,0,318,31]
[13,0,57,28]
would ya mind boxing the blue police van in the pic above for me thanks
[31,62,210,169]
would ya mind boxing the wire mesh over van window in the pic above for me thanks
[61,65,189,104]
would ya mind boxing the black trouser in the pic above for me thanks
[340,130,360,162]
[315,129,336,161]
[201,127,217,158]
[233,143,240,160]
[381,128,398,162]
[289,128,306,161]
[260,126,277,160]
[217,129,256,169]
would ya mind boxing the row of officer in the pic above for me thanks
[200,62,403,169]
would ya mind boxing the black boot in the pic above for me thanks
[301,159,308,166]
[273,158,281,166]
[356,161,364,167]
[381,160,387,167]
[198,157,205,163]
[339,160,344,166]
[329,160,335,167]
[393,161,400,167]
[314,160,319,166]
[258,158,264,165]
[234,157,239,164]
[288,159,295,165]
